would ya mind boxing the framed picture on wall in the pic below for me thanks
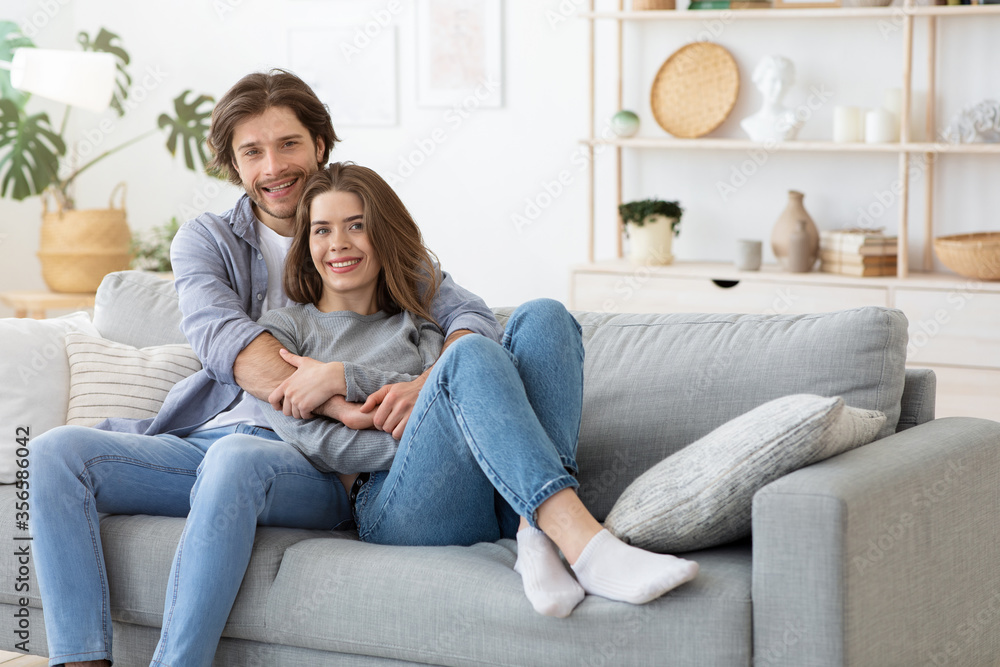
[773,0,841,7]
[416,0,504,108]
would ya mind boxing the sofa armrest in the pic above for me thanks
[752,417,1000,667]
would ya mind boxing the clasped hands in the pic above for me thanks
[267,348,423,440]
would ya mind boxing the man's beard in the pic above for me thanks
[246,169,309,221]
[249,189,296,221]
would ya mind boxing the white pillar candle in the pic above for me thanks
[883,88,902,141]
[833,106,863,142]
[883,88,902,116]
[865,107,896,143]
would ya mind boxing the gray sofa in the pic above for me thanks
[2,270,999,666]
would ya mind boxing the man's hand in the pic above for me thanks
[268,349,346,419]
[326,395,376,430]
[358,329,475,440]
[360,374,427,440]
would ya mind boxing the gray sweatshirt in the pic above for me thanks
[257,304,444,473]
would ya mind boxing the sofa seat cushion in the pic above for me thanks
[261,538,752,666]
[94,514,358,638]
[495,307,909,522]
[2,483,752,667]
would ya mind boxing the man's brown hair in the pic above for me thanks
[206,69,339,184]
[285,162,442,327]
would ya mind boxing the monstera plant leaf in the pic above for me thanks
[78,28,131,117]
[158,91,214,172]
[0,22,34,108]
[0,99,65,200]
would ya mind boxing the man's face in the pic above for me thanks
[230,106,324,233]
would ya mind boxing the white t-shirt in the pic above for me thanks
[193,220,295,432]
[256,220,295,312]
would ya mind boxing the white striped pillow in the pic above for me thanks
[65,333,202,427]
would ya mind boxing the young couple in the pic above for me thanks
[29,70,696,667]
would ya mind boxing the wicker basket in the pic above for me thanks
[933,232,1000,281]
[38,183,133,293]
[634,0,676,9]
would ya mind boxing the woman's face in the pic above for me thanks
[308,190,383,313]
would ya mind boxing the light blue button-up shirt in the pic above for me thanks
[96,195,502,436]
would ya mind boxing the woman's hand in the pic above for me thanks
[326,396,376,430]
[268,349,346,419]
[360,375,427,440]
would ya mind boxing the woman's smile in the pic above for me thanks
[326,257,362,272]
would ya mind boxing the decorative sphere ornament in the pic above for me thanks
[611,110,640,138]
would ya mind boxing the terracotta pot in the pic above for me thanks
[38,183,132,293]
[627,215,676,265]
[771,190,818,272]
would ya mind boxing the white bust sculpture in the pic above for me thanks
[740,55,802,143]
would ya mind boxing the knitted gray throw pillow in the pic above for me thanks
[604,394,885,553]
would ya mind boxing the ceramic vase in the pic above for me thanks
[627,215,676,265]
[786,219,816,272]
[771,190,818,272]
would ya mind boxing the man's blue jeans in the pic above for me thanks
[355,298,584,545]
[29,423,352,667]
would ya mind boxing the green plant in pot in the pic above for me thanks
[130,217,181,274]
[619,198,683,265]
[0,22,215,293]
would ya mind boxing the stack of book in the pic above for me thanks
[819,230,898,277]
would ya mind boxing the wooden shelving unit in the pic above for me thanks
[583,137,1000,154]
[581,1,1000,277]
[582,4,1000,19]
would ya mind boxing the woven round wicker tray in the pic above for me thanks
[934,232,1000,280]
[650,42,740,139]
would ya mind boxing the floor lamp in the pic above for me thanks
[0,48,116,112]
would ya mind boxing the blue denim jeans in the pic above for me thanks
[28,423,352,667]
[355,298,584,546]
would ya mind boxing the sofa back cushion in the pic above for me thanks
[94,271,187,347]
[96,273,908,523]
[498,307,908,521]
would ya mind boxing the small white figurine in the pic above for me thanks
[942,99,1000,144]
[740,55,802,143]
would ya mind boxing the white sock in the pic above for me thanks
[571,529,698,605]
[514,527,585,618]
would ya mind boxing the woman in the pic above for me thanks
[257,162,698,618]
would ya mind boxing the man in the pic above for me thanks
[29,69,501,667]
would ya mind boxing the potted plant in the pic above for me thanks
[130,217,181,276]
[619,198,684,265]
[0,22,214,293]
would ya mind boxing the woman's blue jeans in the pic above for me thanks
[28,423,352,667]
[355,298,585,546]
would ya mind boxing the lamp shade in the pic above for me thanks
[9,48,116,112]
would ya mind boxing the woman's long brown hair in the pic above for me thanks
[284,162,442,327]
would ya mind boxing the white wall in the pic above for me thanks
[1,0,997,318]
